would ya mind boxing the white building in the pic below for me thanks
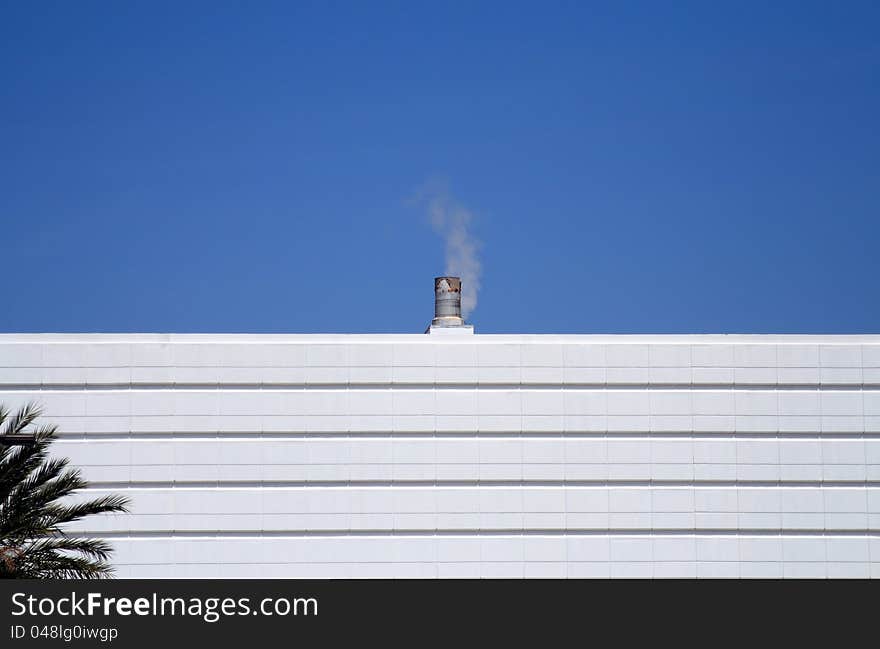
[1,283,878,578]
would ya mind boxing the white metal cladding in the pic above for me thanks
[1,333,880,578]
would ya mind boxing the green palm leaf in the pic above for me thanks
[0,404,130,579]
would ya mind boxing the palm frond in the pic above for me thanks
[0,405,129,579]
[2,403,42,436]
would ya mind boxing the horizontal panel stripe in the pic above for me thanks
[49,428,880,442]
[1,382,878,390]
[79,479,880,489]
[74,529,880,538]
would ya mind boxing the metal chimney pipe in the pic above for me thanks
[432,276,464,326]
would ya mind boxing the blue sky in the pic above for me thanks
[2,2,877,334]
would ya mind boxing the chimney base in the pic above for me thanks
[426,324,474,335]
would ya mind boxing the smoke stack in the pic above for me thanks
[432,276,464,327]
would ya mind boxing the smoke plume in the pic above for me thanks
[422,188,482,319]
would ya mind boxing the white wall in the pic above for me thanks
[1,333,879,578]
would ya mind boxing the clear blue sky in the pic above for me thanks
[2,2,877,334]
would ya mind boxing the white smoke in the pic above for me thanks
[423,189,482,319]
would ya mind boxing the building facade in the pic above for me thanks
[1,331,879,577]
